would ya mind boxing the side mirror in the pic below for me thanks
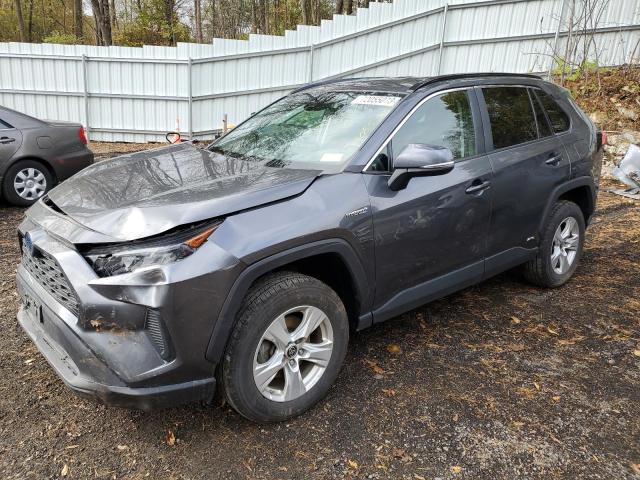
[388,144,454,191]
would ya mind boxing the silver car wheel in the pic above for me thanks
[551,216,579,275]
[253,305,334,403]
[14,167,47,200]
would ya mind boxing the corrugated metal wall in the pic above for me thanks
[0,0,638,142]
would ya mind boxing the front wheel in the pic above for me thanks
[222,272,349,422]
[522,200,585,287]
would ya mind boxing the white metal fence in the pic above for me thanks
[0,0,638,142]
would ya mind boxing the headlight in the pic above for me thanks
[84,222,221,277]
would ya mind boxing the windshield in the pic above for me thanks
[208,91,403,170]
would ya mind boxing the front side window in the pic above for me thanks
[535,90,570,133]
[391,90,476,161]
[482,87,537,149]
[209,91,402,171]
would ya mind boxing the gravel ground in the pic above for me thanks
[0,144,639,479]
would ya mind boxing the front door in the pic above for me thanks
[364,88,493,323]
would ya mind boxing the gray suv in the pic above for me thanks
[16,74,602,422]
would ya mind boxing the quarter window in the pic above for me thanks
[0,119,12,129]
[482,87,537,149]
[529,89,553,138]
[390,90,476,162]
[535,90,570,133]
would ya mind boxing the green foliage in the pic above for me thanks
[43,31,81,44]
[552,58,600,82]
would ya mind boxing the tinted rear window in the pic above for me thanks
[482,87,537,149]
[535,90,570,133]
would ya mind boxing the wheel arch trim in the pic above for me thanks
[538,177,596,234]
[205,238,371,363]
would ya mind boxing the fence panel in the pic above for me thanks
[0,0,638,142]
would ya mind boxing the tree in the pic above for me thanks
[90,0,113,45]
[74,0,82,39]
[14,0,27,41]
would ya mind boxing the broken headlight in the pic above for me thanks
[84,222,221,277]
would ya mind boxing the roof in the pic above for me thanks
[293,73,543,95]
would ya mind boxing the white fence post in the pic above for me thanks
[308,44,315,82]
[81,54,90,140]
[436,4,449,75]
[188,57,193,141]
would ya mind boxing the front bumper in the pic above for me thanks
[17,270,216,410]
[15,209,242,411]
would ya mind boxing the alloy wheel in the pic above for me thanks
[551,216,580,275]
[253,305,334,402]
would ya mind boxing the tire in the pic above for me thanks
[2,160,53,207]
[522,200,585,288]
[222,271,349,423]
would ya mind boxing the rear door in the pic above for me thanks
[477,85,570,276]
[0,117,22,162]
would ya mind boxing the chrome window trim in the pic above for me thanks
[362,86,474,172]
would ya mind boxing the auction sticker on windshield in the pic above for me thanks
[351,95,401,107]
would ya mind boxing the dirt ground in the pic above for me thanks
[0,143,639,479]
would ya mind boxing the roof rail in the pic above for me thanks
[410,72,542,91]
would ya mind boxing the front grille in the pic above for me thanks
[21,246,80,317]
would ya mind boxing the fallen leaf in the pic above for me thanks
[117,444,128,451]
[166,430,176,446]
[451,465,462,474]
[633,350,640,357]
[387,344,401,354]
[347,459,358,469]
[630,463,640,475]
[382,388,396,397]
[452,414,459,422]
[533,382,541,391]
[24,358,35,365]
[414,475,426,480]
[61,464,69,477]
[552,396,561,402]
[510,316,521,324]
[547,326,559,335]
[364,359,385,375]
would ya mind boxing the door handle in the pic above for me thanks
[465,180,491,194]
[545,154,562,166]
[0,137,15,144]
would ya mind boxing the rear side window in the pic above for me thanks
[0,119,12,129]
[391,90,476,161]
[535,90,570,133]
[529,89,553,138]
[482,87,537,149]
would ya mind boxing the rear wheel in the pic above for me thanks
[2,160,53,206]
[222,272,349,422]
[522,200,585,287]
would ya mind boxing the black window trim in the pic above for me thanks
[532,88,572,136]
[363,86,483,174]
[476,84,571,154]
[527,87,554,140]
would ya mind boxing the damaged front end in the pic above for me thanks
[15,203,240,410]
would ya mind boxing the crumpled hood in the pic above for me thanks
[47,143,320,241]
